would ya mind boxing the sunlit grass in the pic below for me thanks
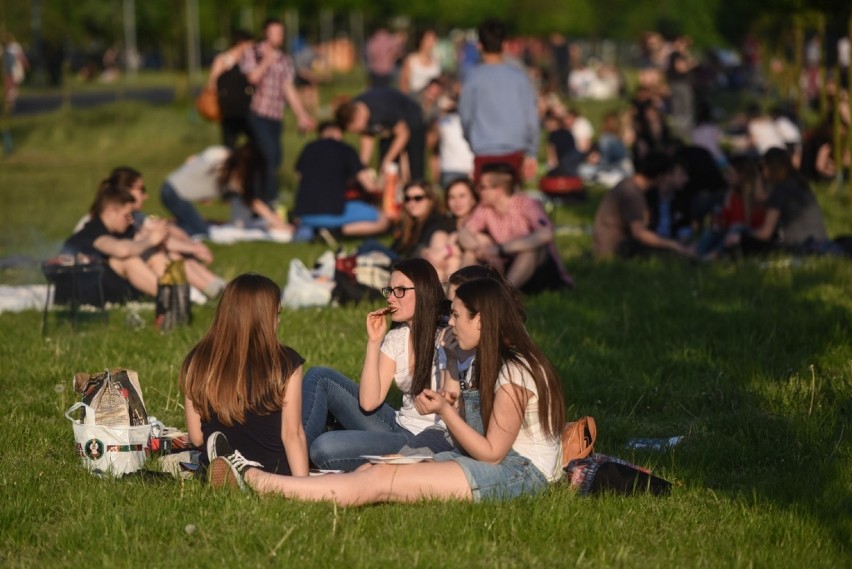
[0,100,850,567]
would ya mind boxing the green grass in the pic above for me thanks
[1,101,851,568]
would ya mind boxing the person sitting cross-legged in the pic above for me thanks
[62,177,169,304]
[207,277,566,504]
[457,162,572,294]
[292,121,389,240]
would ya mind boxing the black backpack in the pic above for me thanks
[216,64,254,118]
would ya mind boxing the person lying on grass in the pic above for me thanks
[208,276,566,504]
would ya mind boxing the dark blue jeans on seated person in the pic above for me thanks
[301,366,417,471]
[160,181,209,238]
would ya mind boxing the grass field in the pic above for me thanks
[0,95,850,568]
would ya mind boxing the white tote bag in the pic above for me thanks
[65,402,151,477]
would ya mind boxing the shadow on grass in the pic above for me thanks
[526,256,851,548]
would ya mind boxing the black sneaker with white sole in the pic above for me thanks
[206,431,234,464]
[209,451,263,492]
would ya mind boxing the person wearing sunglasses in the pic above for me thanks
[296,258,457,472]
[61,177,169,304]
[391,180,454,259]
[208,277,566,504]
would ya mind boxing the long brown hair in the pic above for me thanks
[729,155,761,224]
[88,178,135,217]
[456,278,564,438]
[392,258,446,396]
[218,143,261,205]
[396,180,444,254]
[763,147,807,188]
[109,166,143,194]
[179,273,297,426]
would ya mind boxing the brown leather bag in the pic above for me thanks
[562,416,597,467]
[195,85,221,122]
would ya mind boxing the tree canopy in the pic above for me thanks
[2,0,850,65]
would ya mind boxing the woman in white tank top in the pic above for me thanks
[400,28,442,94]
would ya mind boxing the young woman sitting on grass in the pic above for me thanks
[112,166,225,299]
[62,178,170,304]
[208,277,566,504]
[421,177,479,282]
[391,181,454,259]
[297,258,456,472]
[726,147,829,255]
[181,273,309,476]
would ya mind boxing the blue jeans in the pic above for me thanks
[299,201,381,229]
[248,113,282,206]
[160,181,209,237]
[301,366,417,471]
[433,389,549,501]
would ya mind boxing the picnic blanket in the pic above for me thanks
[207,225,292,245]
[0,285,51,314]
[0,285,208,314]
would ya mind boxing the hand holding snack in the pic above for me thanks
[365,306,393,342]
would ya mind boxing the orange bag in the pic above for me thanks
[562,416,597,467]
[195,85,221,122]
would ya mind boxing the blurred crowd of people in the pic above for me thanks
[50,16,852,307]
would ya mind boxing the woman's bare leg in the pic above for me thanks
[341,215,391,237]
[109,256,159,296]
[505,247,548,289]
[183,258,218,291]
[246,462,472,506]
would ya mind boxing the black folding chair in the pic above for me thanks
[41,257,108,336]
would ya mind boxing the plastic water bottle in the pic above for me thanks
[625,436,684,451]
[382,163,400,221]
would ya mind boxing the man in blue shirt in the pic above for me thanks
[459,18,540,185]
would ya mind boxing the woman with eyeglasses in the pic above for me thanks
[391,180,454,259]
[296,258,456,472]
[208,277,566,504]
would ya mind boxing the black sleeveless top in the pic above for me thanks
[201,346,304,474]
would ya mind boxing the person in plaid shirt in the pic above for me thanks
[241,18,315,206]
[457,162,572,294]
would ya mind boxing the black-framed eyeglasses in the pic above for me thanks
[381,286,415,298]
[403,194,428,203]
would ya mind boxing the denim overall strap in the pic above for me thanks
[460,388,521,459]
[461,389,485,436]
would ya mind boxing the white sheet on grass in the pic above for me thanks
[207,225,292,245]
[0,285,207,314]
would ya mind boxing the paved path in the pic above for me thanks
[12,86,177,116]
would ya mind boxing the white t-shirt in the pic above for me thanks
[691,123,725,163]
[838,37,850,68]
[380,325,444,435]
[496,358,562,482]
[774,116,801,146]
[748,118,785,155]
[439,113,475,175]
[406,55,441,93]
[166,146,230,202]
[570,116,595,153]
